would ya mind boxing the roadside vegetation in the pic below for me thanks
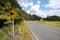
[0,26,10,40]
[37,21,60,28]
[37,15,60,28]
[30,15,60,28]
[17,21,32,40]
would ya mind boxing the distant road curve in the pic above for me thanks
[27,21,60,40]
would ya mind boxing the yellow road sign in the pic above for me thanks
[8,10,17,19]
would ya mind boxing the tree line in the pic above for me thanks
[43,15,60,21]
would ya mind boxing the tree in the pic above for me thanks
[43,15,60,21]
[29,14,42,20]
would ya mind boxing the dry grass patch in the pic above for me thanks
[37,21,60,28]
[17,21,32,40]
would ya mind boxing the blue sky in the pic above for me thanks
[17,0,60,18]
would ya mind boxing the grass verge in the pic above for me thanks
[37,21,60,28]
[14,23,21,32]
[0,22,21,40]
[17,21,32,40]
[0,26,11,40]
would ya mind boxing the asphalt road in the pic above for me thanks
[27,21,60,40]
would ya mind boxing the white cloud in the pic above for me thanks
[45,0,60,8]
[48,10,60,16]
[27,0,41,13]
[27,4,47,17]
[29,2,34,6]
[36,10,60,18]
[17,0,33,8]
[27,8,60,18]
[37,1,41,4]
[27,4,40,14]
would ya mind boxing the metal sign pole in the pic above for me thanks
[8,10,16,40]
[11,18,14,40]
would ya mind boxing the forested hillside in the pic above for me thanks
[0,0,30,27]
[0,0,31,40]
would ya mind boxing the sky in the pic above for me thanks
[17,0,60,18]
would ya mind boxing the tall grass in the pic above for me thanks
[17,21,32,40]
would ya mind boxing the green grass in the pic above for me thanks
[37,21,60,28]
[0,33,4,40]
[0,26,10,40]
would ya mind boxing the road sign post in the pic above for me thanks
[8,10,17,40]
[10,19,14,40]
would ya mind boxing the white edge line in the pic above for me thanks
[28,25,38,40]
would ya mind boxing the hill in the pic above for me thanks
[0,0,31,40]
[0,0,30,27]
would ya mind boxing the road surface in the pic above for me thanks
[27,21,60,40]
